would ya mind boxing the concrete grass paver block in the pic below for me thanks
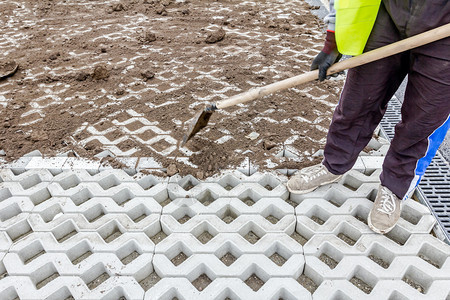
[305,255,450,283]
[27,212,161,232]
[0,212,30,231]
[0,275,144,300]
[30,195,162,217]
[0,168,56,183]
[153,253,304,278]
[9,232,156,253]
[25,157,68,170]
[162,197,294,216]
[136,157,163,170]
[61,158,102,172]
[0,196,36,213]
[295,197,373,217]
[144,277,312,300]
[167,180,289,200]
[161,214,296,235]
[303,233,450,257]
[313,279,450,300]
[290,182,379,203]
[360,156,385,170]
[0,232,11,252]
[297,215,373,237]
[154,232,303,255]
[0,157,32,171]
[3,252,153,279]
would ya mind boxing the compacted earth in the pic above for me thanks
[0,0,344,177]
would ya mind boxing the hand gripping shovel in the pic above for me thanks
[181,23,450,146]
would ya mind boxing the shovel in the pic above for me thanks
[181,23,450,146]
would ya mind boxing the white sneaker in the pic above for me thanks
[368,185,402,234]
[287,163,342,194]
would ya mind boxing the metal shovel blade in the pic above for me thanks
[181,105,216,146]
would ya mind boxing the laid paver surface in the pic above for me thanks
[1,140,450,299]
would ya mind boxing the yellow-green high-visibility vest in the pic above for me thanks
[335,0,381,55]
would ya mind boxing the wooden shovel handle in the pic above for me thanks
[216,22,450,110]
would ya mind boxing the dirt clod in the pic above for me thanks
[143,31,157,43]
[263,140,277,150]
[166,164,178,176]
[205,28,225,44]
[141,70,155,81]
[0,61,18,79]
[112,3,125,11]
[76,72,89,81]
[92,65,109,80]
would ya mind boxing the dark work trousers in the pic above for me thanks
[323,0,450,200]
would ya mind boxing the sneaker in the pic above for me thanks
[287,163,342,194]
[368,185,402,234]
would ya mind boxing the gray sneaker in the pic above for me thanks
[287,163,342,194]
[368,185,402,234]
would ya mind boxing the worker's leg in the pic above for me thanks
[322,3,408,175]
[380,37,450,200]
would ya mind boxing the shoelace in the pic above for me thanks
[299,167,327,183]
[376,188,397,215]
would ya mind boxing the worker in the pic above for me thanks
[287,0,450,234]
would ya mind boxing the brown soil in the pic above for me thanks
[349,276,373,294]
[192,274,212,291]
[139,272,161,291]
[244,274,265,291]
[297,274,318,294]
[171,252,188,266]
[0,0,342,177]
[220,252,237,266]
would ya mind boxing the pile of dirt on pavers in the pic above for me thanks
[0,0,343,176]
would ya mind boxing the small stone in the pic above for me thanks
[49,52,60,60]
[281,24,290,31]
[167,164,178,176]
[0,150,6,156]
[115,89,125,96]
[143,31,157,43]
[263,140,277,150]
[141,70,155,81]
[295,16,305,25]
[76,71,89,81]
[92,65,109,80]
[155,5,166,15]
[205,28,226,44]
[245,132,260,140]
[112,3,124,11]
[196,171,204,180]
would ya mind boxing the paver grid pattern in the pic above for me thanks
[0,0,342,170]
[1,139,450,300]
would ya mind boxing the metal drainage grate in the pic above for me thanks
[380,96,450,244]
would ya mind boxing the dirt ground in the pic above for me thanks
[0,0,343,176]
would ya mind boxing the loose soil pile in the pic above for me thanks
[0,0,343,176]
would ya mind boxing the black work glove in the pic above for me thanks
[311,30,342,81]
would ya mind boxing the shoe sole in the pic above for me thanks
[287,175,342,195]
[367,209,396,235]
